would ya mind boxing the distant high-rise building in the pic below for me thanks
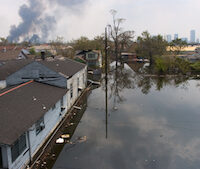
[174,34,178,40]
[190,30,196,43]
[166,34,172,42]
[197,38,199,44]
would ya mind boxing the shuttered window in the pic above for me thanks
[11,133,27,162]
[70,83,73,98]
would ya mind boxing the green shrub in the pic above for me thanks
[29,48,36,55]
[190,61,200,72]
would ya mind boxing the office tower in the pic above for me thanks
[166,34,172,42]
[190,30,196,43]
[174,34,178,40]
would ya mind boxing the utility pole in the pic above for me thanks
[105,27,108,139]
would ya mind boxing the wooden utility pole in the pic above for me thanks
[105,27,108,139]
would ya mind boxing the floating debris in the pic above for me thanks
[114,106,118,110]
[61,134,70,139]
[74,106,82,110]
[56,138,64,144]
[78,136,87,143]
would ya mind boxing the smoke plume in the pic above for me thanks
[8,0,87,43]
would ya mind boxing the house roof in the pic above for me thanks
[0,60,33,80]
[38,58,86,78]
[0,81,67,145]
[0,49,22,61]
[0,58,86,80]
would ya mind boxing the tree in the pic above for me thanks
[71,36,91,51]
[118,30,135,53]
[0,37,8,46]
[169,38,187,55]
[108,10,125,64]
[107,10,135,65]
[50,36,74,58]
[136,31,168,67]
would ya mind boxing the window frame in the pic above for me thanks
[70,83,73,98]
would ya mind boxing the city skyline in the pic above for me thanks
[1,0,200,41]
[165,29,199,43]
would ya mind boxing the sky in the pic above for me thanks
[0,0,200,42]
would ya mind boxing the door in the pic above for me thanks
[0,147,2,168]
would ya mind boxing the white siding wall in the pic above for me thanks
[29,94,68,156]
[67,67,87,109]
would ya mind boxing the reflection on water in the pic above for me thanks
[53,62,200,169]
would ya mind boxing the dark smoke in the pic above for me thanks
[8,0,87,43]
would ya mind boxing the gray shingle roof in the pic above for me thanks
[39,58,86,78]
[0,81,67,145]
[0,58,86,80]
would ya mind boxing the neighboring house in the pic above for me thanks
[75,50,102,68]
[18,49,31,60]
[0,47,34,61]
[0,58,87,169]
[32,44,56,55]
[121,52,137,62]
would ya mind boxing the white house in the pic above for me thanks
[0,58,87,169]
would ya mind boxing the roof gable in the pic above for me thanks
[6,62,67,88]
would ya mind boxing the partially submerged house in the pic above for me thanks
[0,57,87,169]
[75,50,102,68]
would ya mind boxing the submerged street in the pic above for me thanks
[53,63,200,169]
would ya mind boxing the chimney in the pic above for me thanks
[41,50,45,60]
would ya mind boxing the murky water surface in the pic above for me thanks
[53,63,200,169]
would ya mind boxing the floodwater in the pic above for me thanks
[53,63,200,169]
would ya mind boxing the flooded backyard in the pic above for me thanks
[53,63,200,169]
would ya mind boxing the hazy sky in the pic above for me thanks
[0,0,200,41]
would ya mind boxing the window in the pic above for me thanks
[70,83,73,98]
[11,133,27,162]
[87,53,96,59]
[35,117,45,135]
[60,97,65,112]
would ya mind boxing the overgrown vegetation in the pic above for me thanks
[153,56,200,75]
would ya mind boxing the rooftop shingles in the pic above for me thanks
[0,58,86,80]
[0,60,33,80]
[40,58,86,78]
[0,81,67,145]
